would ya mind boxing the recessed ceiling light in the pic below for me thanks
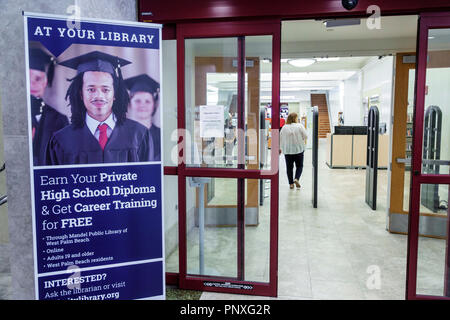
[287,59,316,68]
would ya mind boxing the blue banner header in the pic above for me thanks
[28,17,160,57]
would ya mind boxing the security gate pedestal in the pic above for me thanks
[421,105,442,212]
[312,106,318,208]
[365,106,379,210]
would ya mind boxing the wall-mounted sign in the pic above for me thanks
[24,12,164,300]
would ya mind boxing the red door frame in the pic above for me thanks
[138,0,450,24]
[163,19,282,297]
[406,12,450,300]
[151,6,450,300]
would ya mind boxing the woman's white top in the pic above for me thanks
[280,123,308,155]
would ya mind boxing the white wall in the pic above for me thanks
[298,91,312,118]
[283,92,312,117]
[343,71,363,126]
[286,102,300,115]
[327,86,343,130]
[323,57,394,134]
[361,56,394,134]
[424,67,450,176]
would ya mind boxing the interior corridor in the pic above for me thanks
[199,139,409,300]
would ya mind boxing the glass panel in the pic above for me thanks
[403,171,411,213]
[421,29,450,175]
[245,179,270,283]
[416,184,449,296]
[207,72,247,167]
[184,37,239,168]
[403,69,415,212]
[245,36,273,171]
[185,177,238,278]
[162,40,178,166]
[162,40,179,273]
[184,176,271,281]
[164,175,179,273]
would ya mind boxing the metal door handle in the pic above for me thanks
[396,158,411,164]
[396,158,449,165]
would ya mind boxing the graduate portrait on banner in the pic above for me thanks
[26,42,161,166]
[28,44,69,166]
[125,74,161,161]
[26,15,165,301]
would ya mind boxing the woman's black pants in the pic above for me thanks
[284,152,304,185]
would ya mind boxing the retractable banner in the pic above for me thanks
[24,12,164,300]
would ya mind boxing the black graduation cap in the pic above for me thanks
[29,48,56,87]
[59,51,131,77]
[124,74,160,97]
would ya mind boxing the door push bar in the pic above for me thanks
[396,158,450,165]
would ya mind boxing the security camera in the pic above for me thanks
[342,0,358,10]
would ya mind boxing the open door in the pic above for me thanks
[176,20,281,297]
[406,12,450,300]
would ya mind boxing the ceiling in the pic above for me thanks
[429,28,450,50]
[282,16,418,42]
[280,15,418,59]
[205,15,420,103]
[260,56,373,73]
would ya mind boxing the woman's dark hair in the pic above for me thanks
[66,72,130,128]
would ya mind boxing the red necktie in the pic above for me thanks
[98,123,109,151]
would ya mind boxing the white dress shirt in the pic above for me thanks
[280,123,308,155]
[85,113,116,141]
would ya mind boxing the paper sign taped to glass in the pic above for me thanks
[199,105,225,138]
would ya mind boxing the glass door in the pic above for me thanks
[176,21,281,296]
[407,12,450,300]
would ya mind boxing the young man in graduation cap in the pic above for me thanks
[29,47,69,166]
[45,51,154,165]
[125,74,161,161]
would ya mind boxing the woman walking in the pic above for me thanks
[280,112,308,189]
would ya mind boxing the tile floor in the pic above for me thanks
[197,139,447,300]
[199,140,411,300]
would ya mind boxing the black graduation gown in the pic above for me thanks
[45,118,154,165]
[149,125,161,161]
[32,100,69,166]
